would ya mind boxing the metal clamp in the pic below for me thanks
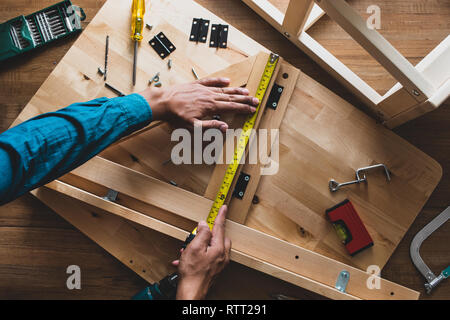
[329,164,391,192]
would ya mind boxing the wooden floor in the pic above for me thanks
[0,0,448,299]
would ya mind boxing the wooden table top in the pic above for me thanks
[0,0,448,299]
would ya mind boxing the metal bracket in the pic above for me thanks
[410,206,450,294]
[335,270,350,293]
[189,18,209,43]
[102,189,118,202]
[232,172,251,200]
[266,83,284,110]
[149,32,176,59]
[209,24,228,48]
[329,163,391,192]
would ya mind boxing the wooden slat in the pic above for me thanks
[228,62,300,223]
[203,52,271,202]
[70,156,212,222]
[282,0,314,38]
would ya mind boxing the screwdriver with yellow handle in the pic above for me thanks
[131,0,145,86]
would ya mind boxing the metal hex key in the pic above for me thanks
[329,164,391,192]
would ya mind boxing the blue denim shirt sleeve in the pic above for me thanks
[0,93,152,204]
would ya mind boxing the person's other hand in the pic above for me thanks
[139,78,259,132]
[173,205,232,300]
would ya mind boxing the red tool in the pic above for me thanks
[326,199,373,256]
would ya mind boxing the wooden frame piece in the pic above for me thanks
[240,0,450,127]
[39,178,419,300]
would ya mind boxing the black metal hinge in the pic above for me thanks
[149,32,176,59]
[232,172,251,200]
[189,18,210,43]
[210,24,228,48]
[266,84,284,110]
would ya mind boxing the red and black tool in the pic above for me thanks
[326,199,373,256]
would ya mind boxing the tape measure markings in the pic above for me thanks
[196,53,280,234]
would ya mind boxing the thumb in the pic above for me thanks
[190,221,212,250]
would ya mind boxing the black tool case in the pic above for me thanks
[0,1,86,62]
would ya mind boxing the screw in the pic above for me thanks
[284,32,290,38]
[192,67,199,80]
[412,89,420,96]
[168,59,172,69]
[154,82,162,87]
[97,67,105,76]
[146,24,153,30]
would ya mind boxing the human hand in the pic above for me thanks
[173,205,232,300]
[139,78,259,132]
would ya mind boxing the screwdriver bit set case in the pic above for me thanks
[0,1,85,62]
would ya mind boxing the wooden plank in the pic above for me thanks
[70,156,212,224]
[282,0,314,38]
[41,180,418,300]
[203,52,271,201]
[227,62,300,223]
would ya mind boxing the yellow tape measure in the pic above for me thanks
[188,53,279,241]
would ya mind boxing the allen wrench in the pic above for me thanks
[329,164,391,192]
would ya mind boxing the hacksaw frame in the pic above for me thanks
[10,0,443,300]
[240,0,450,128]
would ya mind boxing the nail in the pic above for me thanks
[252,98,259,105]
[220,124,228,132]
[241,88,249,95]
[250,107,256,113]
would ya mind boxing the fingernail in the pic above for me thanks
[220,124,228,132]
[242,88,249,95]
[253,98,259,105]
[221,77,230,82]
[250,107,256,113]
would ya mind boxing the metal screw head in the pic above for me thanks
[412,89,420,96]
[272,102,277,108]
[238,191,244,197]
[284,32,290,38]
[278,87,283,93]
